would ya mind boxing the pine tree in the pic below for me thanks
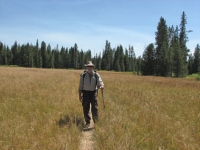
[96,53,102,70]
[41,41,47,68]
[172,26,186,77]
[114,59,120,72]
[136,56,142,75]
[155,17,170,76]
[168,26,175,76]
[54,45,62,68]
[113,46,121,71]
[34,39,40,68]
[188,54,194,74]
[28,44,34,67]
[0,42,3,65]
[141,43,155,75]
[119,45,125,72]
[60,46,65,68]
[179,12,189,62]
[179,11,189,76]
[46,44,52,68]
[50,50,54,68]
[6,46,12,65]
[124,49,129,71]
[74,43,78,69]
[128,45,136,72]
[101,40,113,70]
[193,44,200,73]
[79,50,84,69]
[11,41,18,65]
[65,48,70,69]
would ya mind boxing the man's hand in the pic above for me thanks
[99,85,104,90]
[79,96,83,102]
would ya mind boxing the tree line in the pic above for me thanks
[0,40,138,72]
[0,12,199,77]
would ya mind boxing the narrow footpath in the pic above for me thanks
[79,111,95,150]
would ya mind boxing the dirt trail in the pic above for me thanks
[79,111,95,150]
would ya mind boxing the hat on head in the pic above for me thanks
[85,61,95,67]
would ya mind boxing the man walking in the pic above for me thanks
[79,61,104,128]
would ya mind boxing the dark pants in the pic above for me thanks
[82,90,98,124]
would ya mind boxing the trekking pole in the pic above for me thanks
[101,89,105,109]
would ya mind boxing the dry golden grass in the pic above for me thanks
[95,72,200,150]
[0,67,200,149]
[0,67,83,149]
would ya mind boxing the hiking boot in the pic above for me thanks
[84,123,90,128]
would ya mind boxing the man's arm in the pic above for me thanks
[97,73,104,89]
[79,90,82,102]
[78,75,83,102]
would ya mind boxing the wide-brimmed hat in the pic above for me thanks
[85,61,95,67]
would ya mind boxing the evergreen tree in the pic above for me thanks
[172,26,186,77]
[136,56,142,75]
[28,44,34,67]
[179,11,189,76]
[113,46,121,71]
[20,44,29,67]
[141,43,155,75]
[34,39,40,68]
[179,11,189,62]
[128,45,136,72]
[188,54,194,74]
[101,50,106,70]
[168,26,175,76]
[155,17,170,76]
[46,44,52,68]
[0,42,3,65]
[50,50,54,68]
[74,43,78,69]
[84,50,92,65]
[79,50,84,69]
[38,47,43,68]
[101,40,113,70]
[6,46,12,65]
[119,45,125,72]
[114,59,120,72]
[54,45,62,68]
[60,46,65,68]
[193,44,200,73]
[124,48,129,71]
[41,41,47,68]
[96,53,102,70]
[65,48,70,69]
[11,41,19,65]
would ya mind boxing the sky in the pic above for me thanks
[0,0,200,57]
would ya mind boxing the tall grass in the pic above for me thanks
[0,67,83,149]
[95,72,200,149]
[1,68,200,149]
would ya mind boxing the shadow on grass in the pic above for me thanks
[57,114,84,129]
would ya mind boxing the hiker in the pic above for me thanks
[79,61,104,128]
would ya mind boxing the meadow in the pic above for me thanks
[0,67,200,149]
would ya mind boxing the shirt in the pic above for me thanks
[79,71,104,91]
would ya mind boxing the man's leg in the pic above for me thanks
[91,93,98,123]
[82,97,91,125]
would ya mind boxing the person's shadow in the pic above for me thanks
[57,114,84,130]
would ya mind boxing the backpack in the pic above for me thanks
[81,70,98,91]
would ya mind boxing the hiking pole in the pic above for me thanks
[101,89,105,109]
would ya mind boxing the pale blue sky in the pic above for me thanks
[0,0,199,57]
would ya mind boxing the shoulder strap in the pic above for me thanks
[82,72,86,91]
[94,73,98,87]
